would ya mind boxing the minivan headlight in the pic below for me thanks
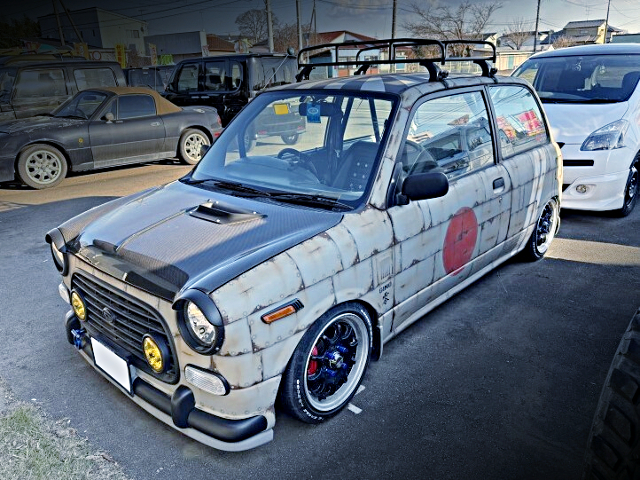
[581,119,629,151]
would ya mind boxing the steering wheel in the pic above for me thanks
[277,148,319,177]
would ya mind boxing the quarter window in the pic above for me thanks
[118,95,156,119]
[489,85,549,157]
[403,91,494,180]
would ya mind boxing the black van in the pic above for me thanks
[163,53,305,144]
[0,55,126,122]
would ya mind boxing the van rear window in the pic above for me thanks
[74,68,117,90]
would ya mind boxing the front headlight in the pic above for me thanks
[581,119,629,151]
[174,290,224,355]
[185,302,217,347]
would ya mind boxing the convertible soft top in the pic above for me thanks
[95,86,183,115]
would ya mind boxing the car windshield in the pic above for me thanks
[513,54,640,103]
[189,90,396,209]
[53,90,109,119]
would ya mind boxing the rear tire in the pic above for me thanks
[521,197,559,261]
[16,144,68,189]
[613,156,639,217]
[178,128,209,165]
[279,303,372,424]
[281,133,299,145]
[584,308,640,480]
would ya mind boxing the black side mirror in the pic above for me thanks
[200,144,211,157]
[402,171,449,201]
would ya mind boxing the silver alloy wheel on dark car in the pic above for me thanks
[179,128,210,165]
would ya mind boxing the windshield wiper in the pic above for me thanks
[267,192,352,211]
[182,177,270,196]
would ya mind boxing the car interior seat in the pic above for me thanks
[332,140,379,191]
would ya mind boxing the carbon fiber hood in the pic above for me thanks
[67,181,342,301]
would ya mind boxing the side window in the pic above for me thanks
[204,61,226,91]
[176,64,199,93]
[403,91,494,180]
[15,69,67,98]
[489,85,549,157]
[74,68,117,90]
[117,95,156,119]
[230,62,242,90]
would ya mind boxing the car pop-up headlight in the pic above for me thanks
[581,119,629,151]
[45,228,69,275]
[173,289,224,355]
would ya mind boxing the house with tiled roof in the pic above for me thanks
[549,19,624,45]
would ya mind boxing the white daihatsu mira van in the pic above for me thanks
[513,44,640,216]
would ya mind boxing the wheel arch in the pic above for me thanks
[15,140,71,172]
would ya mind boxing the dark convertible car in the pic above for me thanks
[0,87,222,189]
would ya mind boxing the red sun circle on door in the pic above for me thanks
[443,207,478,276]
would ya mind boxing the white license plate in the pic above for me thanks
[91,337,132,395]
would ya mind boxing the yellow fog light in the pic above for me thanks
[70,291,86,321]
[143,334,169,374]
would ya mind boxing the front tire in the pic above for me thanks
[521,197,559,261]
[584,308,640,479]
[17,144,68,189]
[280,303,372,424]
[178,128,210,165]
[614,156,639,217]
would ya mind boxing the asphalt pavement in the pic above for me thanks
[1,162,639,480]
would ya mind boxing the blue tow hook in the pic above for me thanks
[71,328,87,350]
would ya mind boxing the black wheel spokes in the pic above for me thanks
[307,320,359,401]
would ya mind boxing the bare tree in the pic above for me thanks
[403,0,502,55]
[502,17,533,50]
[235,9,279,45]
[552,35,577,49]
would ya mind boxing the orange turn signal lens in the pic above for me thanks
[262,305,296,324]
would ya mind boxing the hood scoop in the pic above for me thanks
[189,199,265,225]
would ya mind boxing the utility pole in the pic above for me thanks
[296,0,303,53]
[603,0,612,43]
[59,0,84,43]
[533,0,541,53]
[53,0,65,46]
[391,0,397,39]
[266,0,274,53]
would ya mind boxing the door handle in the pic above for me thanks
[150,122,160,127]
[493,177,505,190]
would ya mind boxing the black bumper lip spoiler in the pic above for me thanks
[132,378,267,443]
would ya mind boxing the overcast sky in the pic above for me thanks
[6,0,640,40]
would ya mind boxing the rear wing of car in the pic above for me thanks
[296,37,497,82]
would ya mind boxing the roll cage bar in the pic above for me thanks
[296,37,497,82]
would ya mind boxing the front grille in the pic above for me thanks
[72,272,178,383]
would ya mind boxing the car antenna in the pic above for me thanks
[261,47,295,91]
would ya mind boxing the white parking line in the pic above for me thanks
[347,403,362,414]
[356,385,366,395]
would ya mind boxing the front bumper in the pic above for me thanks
[559,144,633,211]
[65,311,273,451]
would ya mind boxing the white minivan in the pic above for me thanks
[513,44,640,216]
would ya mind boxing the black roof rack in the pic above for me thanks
[296,37,497,82]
